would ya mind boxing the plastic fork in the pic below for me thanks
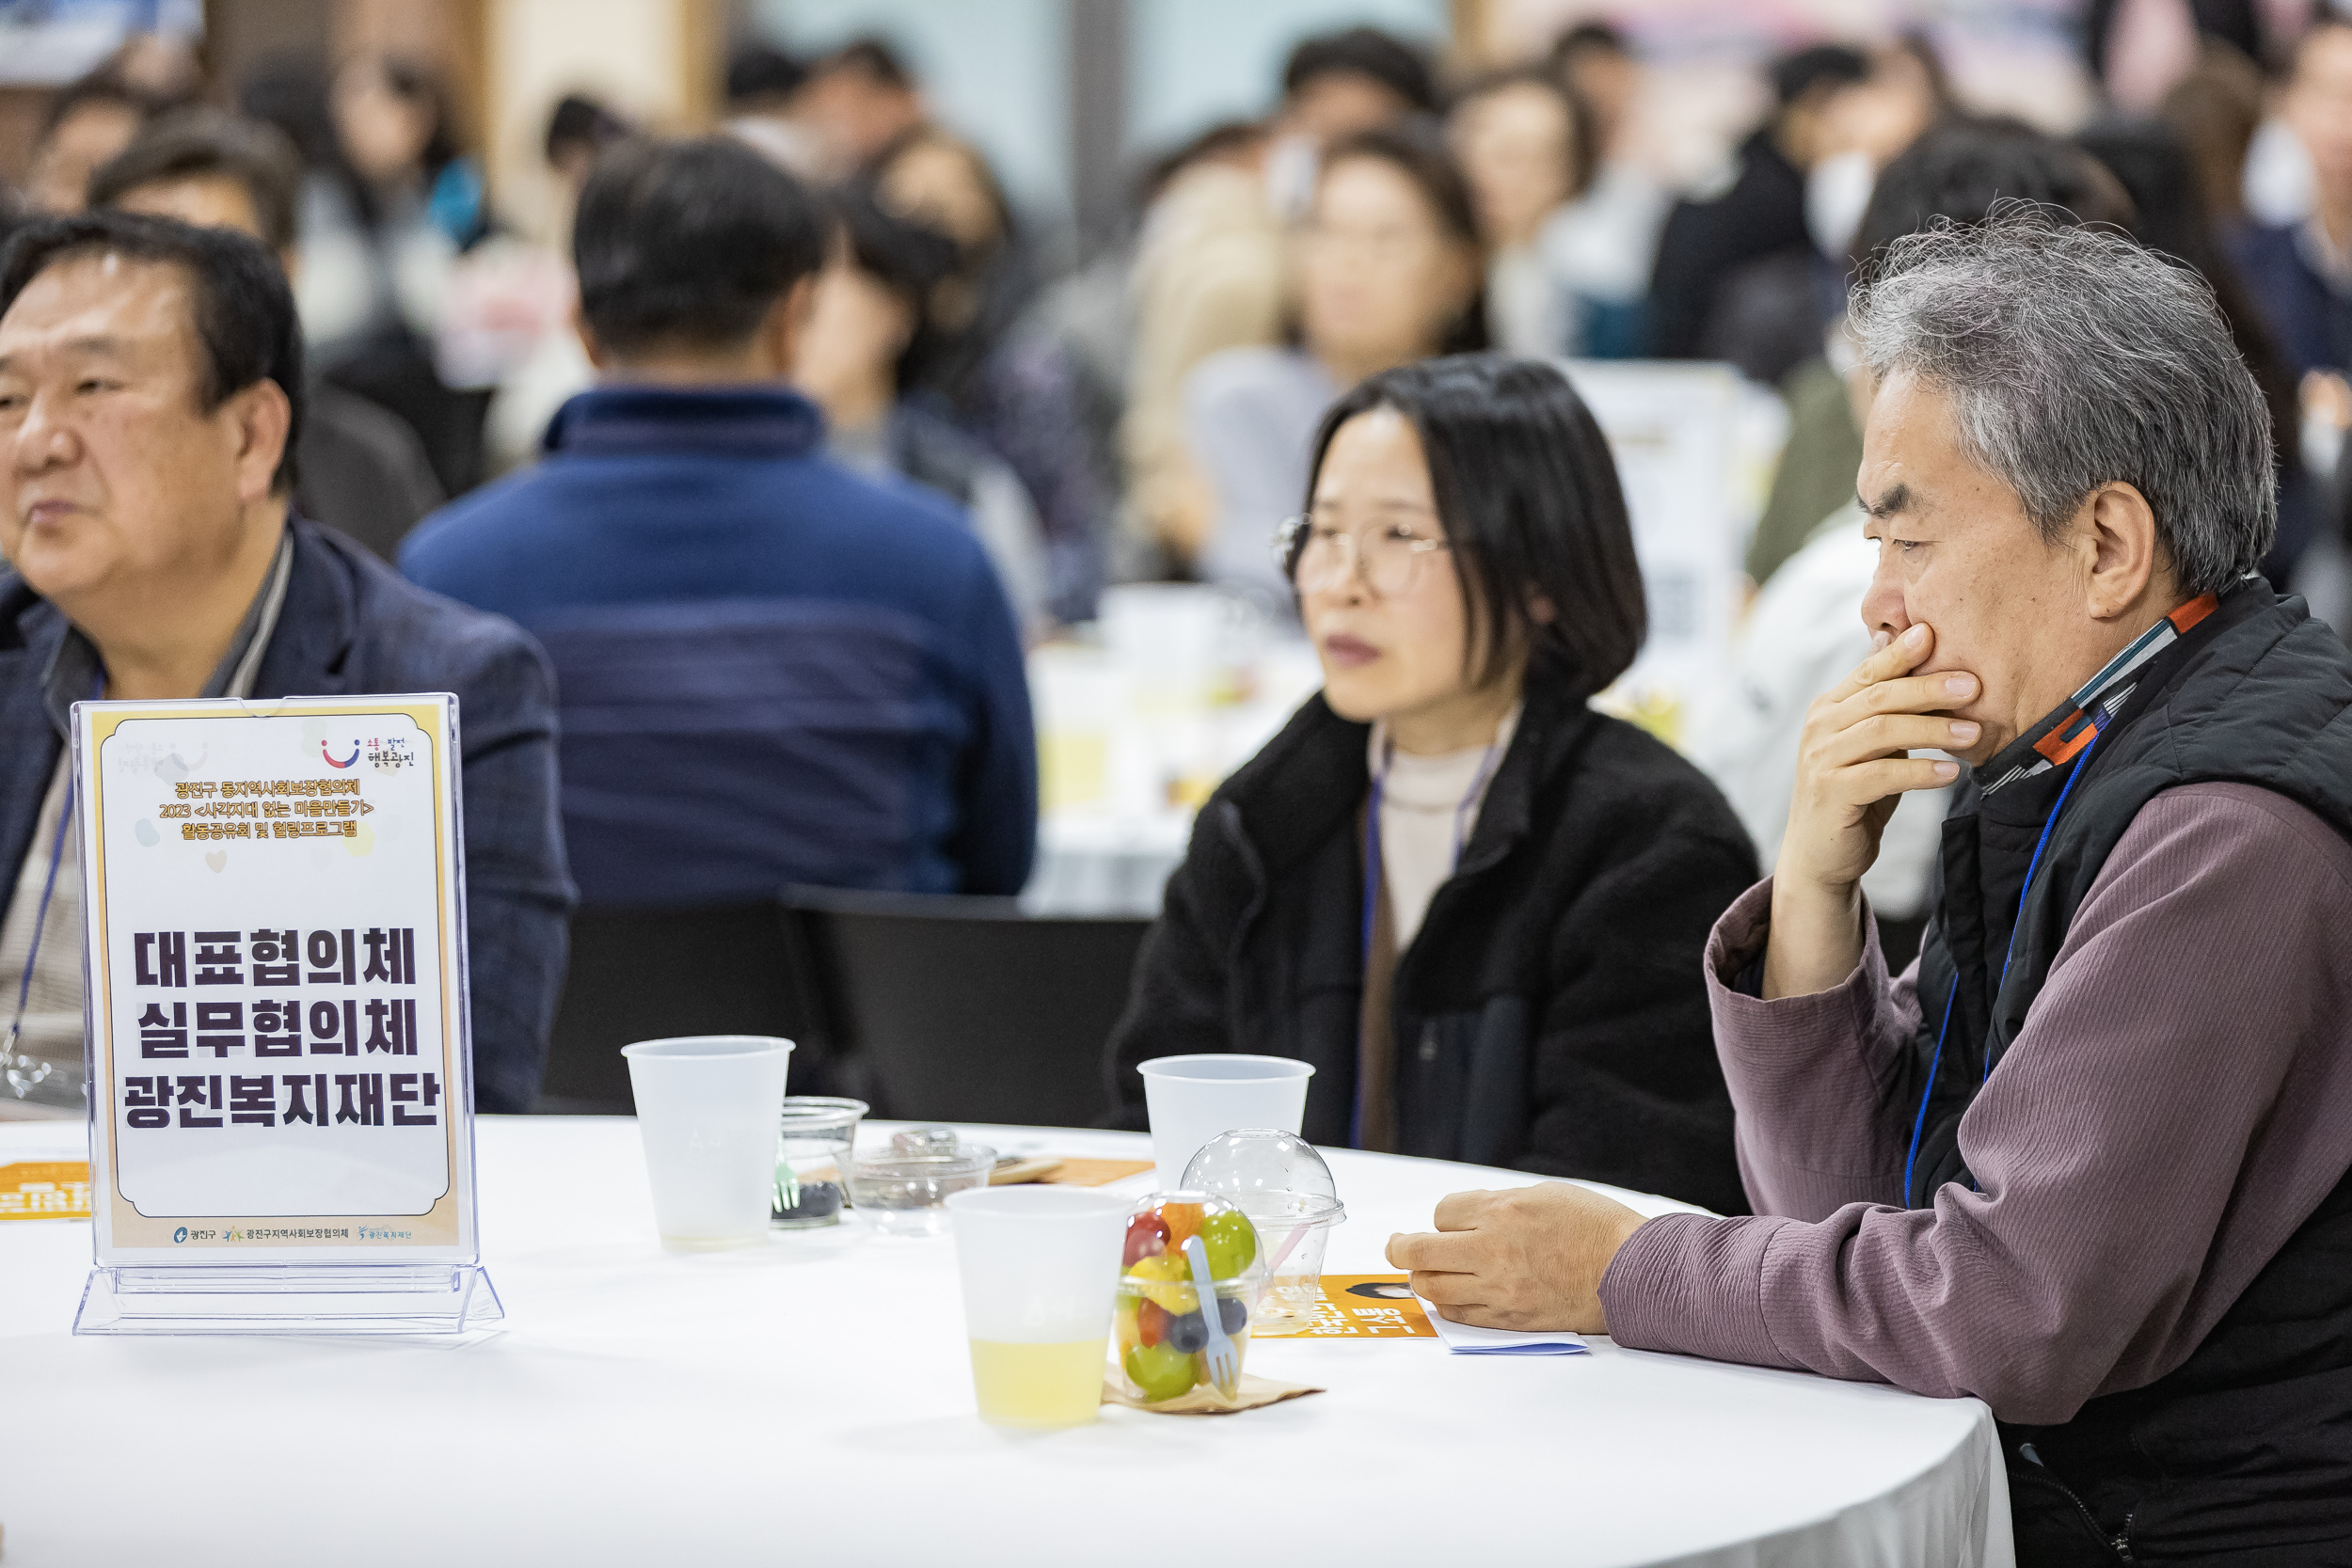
[1182,1235,1242,1401]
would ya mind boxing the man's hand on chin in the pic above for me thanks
[1385,1182,1649,1334]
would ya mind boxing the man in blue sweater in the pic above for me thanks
[402,136,1036,910]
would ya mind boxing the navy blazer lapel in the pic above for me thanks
[0,577,69,896]
[4,520,358,897]
[247,519,359,699]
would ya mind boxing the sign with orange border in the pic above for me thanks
[73,696,479,1263]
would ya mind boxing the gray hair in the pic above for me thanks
[1848,203,2274,593]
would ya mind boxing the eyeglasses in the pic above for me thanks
[1272,512,1452,598]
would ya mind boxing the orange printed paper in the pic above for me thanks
[1300,1275,1437,1338]
[0,1161,92,1221]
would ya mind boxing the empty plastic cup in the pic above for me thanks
[622,1035,794,1251]
[1183,1129,1346,1336]
[947,1185,1131,1427]
[1136,1053,1314,1192]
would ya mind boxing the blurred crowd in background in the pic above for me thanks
[6,2,2352,633]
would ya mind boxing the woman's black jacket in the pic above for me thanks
[1104,685,1757,1214]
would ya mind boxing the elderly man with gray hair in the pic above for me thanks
[1388,206,2352,1562]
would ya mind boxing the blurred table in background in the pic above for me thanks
[1024,591,1324,917]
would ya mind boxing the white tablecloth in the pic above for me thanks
[0,1119,2011,1567]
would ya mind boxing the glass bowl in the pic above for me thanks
[843,1128,995,1236]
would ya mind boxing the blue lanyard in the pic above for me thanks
[6,672,104,1088]
[1352,732,1504,1146]
[1900,728,2101,1206]
[4,779,78,1080]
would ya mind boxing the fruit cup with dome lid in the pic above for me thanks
[1112,1191,1263,1404]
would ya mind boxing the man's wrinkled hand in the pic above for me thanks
[1383,1182,1647,1334]
[1779,621,1974,897]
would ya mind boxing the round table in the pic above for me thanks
[0,1119,2011,1566]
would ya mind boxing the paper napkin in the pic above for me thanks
[1420,1302,1589,1356]
[1102,1371,1324,1414]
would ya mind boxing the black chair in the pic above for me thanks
[535,904,825,1114]
[782,887,1151,1128]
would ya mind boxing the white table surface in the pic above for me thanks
[0,1118,2012,1567]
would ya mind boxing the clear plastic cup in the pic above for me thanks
[774,1096,866,1228]
[621,1035,794,1251]
[947,1185,1131,1427]
[1183,1129,1345,1337]
[1137,1054,1314,1191]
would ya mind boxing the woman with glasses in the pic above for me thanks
[1105,353,1756,1212]
[1180,121,1486,617]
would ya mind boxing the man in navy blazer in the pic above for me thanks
[0,211,572,1116]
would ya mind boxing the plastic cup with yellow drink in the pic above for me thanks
[946,1185,1131,1427]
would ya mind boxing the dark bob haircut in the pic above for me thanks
[0,210,304,494]
[573,135,828,358]
[88,107,306,255]
[1295,353,1644,698]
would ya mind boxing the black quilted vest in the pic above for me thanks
[1901,585,2352,1564]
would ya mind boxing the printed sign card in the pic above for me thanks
[70,695,496,1333]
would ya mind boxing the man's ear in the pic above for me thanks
[573,301,610,371]
[760,274,820,378]
[2080,479,2164,621]
[225,378,294,506]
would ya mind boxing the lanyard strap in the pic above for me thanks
[1352,732,1505,1147]
[1900,726,2102,1205]
[3,779,78,1086]
[6,671,104,1093]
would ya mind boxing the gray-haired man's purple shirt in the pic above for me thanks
[1597,782,2352,1425]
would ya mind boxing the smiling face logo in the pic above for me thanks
[322,739,360,768]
